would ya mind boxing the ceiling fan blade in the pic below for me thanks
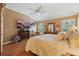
[26,8,34,14]
[36,5,42,12]
[38,6,42,10]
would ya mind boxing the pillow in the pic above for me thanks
[64,25,77,40]
[69,25,77,32]
[56,32,65,40]
[68,32,79,48]
[64,30,74,40]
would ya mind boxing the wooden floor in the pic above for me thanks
[1,39,36,56]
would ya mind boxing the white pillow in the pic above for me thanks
[56,32,65,40]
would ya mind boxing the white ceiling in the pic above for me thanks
[6,3,79,21]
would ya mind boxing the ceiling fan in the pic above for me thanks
[26,5,47,16]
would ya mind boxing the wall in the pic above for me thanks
[3,7,34,43]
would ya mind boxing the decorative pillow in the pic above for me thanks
[56,32,65,40]
[64,30,74,40]
[68,32,79,48]
[64,25,77,40]
[69,25,77,32]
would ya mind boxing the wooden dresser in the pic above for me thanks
[18,29,30,40]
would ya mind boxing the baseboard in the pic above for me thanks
[3,41,14,45]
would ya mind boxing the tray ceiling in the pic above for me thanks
[6,3,79,21]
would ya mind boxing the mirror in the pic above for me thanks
[48,23,54,32]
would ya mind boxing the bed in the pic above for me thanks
[25,24,79,56]
[25,34,70,56]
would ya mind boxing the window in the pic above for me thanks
[61,19,75,32]
[38,23,45,33]
[30,23,36,32]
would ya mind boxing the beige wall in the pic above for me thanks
[3,8,34,43]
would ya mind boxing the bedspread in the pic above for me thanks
[25,34,69,56]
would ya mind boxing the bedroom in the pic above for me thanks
[0,3,79,56]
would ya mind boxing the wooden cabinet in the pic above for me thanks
[18,29,30,40]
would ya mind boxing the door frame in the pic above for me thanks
[0,3,6,55]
